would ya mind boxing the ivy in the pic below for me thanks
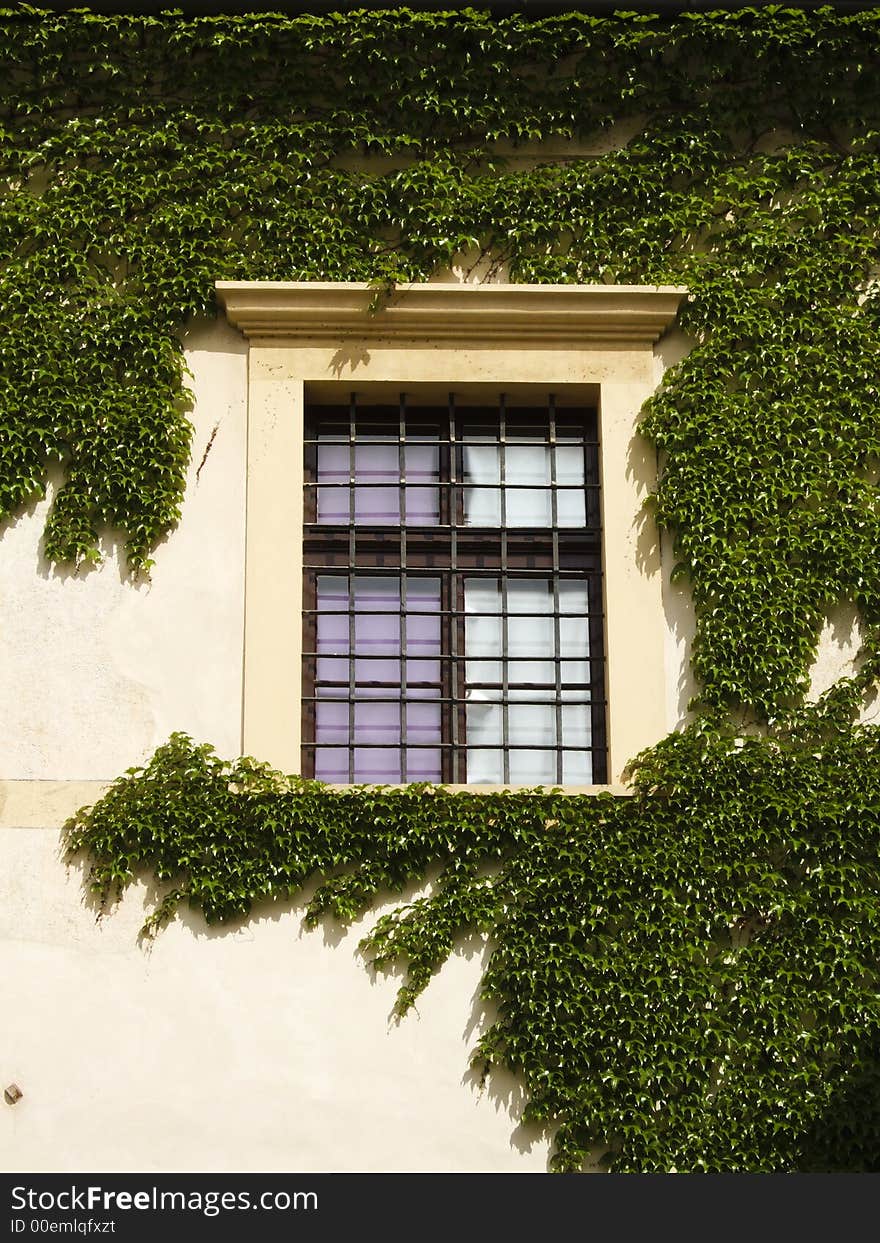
[3,4,880,1169]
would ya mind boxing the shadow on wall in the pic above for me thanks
[459,937,559,1168]
[178,311,249,359]
[661,527,698,728]
[32,462,158,589]
[642,326,698,728]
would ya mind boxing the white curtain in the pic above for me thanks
[464,578,593,784]
[463,441,586,527]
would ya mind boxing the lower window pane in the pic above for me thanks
[508,748,556,785]
[315,753,350,783]
[404,750,442,782]
[354,747,401,784]
[315,698,348,743]
[562,750,593,784]
[508,701,555,746]
[354,700,400,744]
[561,700,592,748]
[466,699,503,748]
[466,748,505,784]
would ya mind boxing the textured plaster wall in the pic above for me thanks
[0,315,247,780]
[0,826,551,1174]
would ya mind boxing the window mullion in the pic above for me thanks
[549,393,563,786]
[448,391,461,784]
[499,392,509,785]
[348,392,357,785]
[399,392,407,784]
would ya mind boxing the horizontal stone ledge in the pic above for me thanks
[216,280,688,348]
[0,778,633,827]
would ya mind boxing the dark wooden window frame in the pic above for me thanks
[301,391,607,785]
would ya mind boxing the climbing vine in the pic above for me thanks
[4,4,880,1169]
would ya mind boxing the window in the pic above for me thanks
[216,278,684,787]
[300,393,607,785]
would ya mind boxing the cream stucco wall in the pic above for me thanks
[2,282,872,1174]
[0,824,555,1174]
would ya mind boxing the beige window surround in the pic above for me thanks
[216,279,686,791]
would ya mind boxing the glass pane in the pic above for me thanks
[559,581,589,615]
[562,750,593,784]
[555,445,586,525]
[466,611,502,658]
[505,487,552,527]
[353,577,399,610]
[464,578,500,612]
[463,443,501,526]
[508,700,555,747]
[405,443,439,478]
[354,613,399,660]
[406,578,442,611]
[555,444,585,485]
[405,612,441,652]
[405,581,441,683]
[559,616,590,684]
[560,660,590,686]
[406,658,441,685]
[505,441,552,525]
[561,700,591,748]
[509,748,556,784]
[316,443,350,523]
[506,444,550,487]
[463,443,500,483]
[354,747,401,784]
[404,692,441,781]
[464,487,502,526]
[404,444,440,526]
[315,698,348,744]
[507,581,553,613]
[467,659,503,685]
[556,487,587,527]
[316,655,348,683]
[465,699,504,782]
[354,652,400,683]
[355,486,399,523]
[466,749,505,783]
[354,443,399,523]
[559,619,586,661]
[316,578,349,681]
[354,700,400,744]
[405,751,442,782]
[403,486,440,525]
[508,663,554,690]
[315,752,349,783]
[508,613,554,657]
[507,581,555,681]
[466,698,502,746]
[317,613,349,651]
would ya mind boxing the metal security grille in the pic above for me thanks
[301,393,607,785]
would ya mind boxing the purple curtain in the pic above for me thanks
[317,440,440,525]
[314,575,442,783]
